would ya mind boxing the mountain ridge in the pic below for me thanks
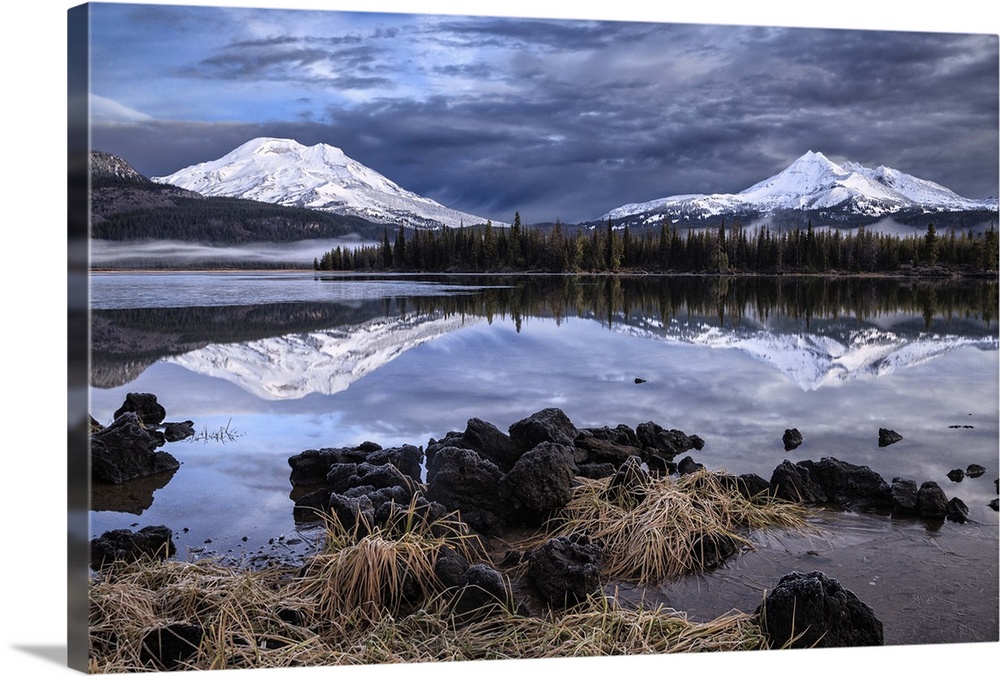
[153,137,498,230]
[603,150,998,231]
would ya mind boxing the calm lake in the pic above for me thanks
[87,271,999,646]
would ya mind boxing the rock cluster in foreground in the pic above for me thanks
[90,393,194,485]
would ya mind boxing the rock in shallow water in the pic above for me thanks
[756,570,883,648]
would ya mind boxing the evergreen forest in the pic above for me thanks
[315,213,999,276]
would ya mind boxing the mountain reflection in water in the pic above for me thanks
[87,272,999,646]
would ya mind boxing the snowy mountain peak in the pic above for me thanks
[605,151,997,225]
[153,137,496,229]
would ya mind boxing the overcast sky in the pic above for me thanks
[82,1,999,225]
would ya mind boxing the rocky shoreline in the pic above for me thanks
[89,394,999,663]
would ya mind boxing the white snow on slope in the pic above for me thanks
[154,137,496,229]
[166,311,481,400]
[606,150,997,221]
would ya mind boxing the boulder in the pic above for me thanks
[365,445,424,483]
[796,457,891,510]
[735,473,772,501]
[947,468,965,483]
[113,392,167,426]
[335,462,415,495]
[508,408,580,451]
[328,493,375,535]
[769,460,827,504]
[451,564,512,621]
[425,447,505,534]
[90,525,176,570]
[916,481,948,519]
[499,442,578,525]
[782,428,803,451]
[161,421,195,442]
[576,462,618,479]
[688,532,740,570]
[756,570,883,648]
[635,421,704,461]
[676,455,704,475]
[602,456,651,506]
[292,488,332,522]
[878,428,903,447]
[946,497,970,523]
[434,546,471,588]
[573,434,639,467]
[527,535,604,607]
[90,412,179,485]
[890,478,919,515]
[288,446,366,487]
[461,418,522,472]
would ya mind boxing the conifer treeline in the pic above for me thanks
[315,213,999,275]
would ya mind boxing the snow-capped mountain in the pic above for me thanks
[166,311,482,400]
[153,137,495,230]
[615,315,997,392]
[605,151,998,229]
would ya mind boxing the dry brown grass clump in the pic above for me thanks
[543,468,807,584]
[89,557,767,672]
[87,473,800,671]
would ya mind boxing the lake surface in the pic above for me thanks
[87,271,999,646]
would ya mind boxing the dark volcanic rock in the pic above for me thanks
[782,428,803,451]
[769,460,827,504]
[527,535,604,607]
[365,445,424,483]
[946,497,970,523]
[425,447,505,534]
[114,392,167,426]
[757,570,883,648]
[688,532,740,570]
[161,420,195,442]
[292,488,331,522]
[576,462,617,479]
[140,623,204,671]
[796,457,891,510]
[508,408,580,451]
[769,458,891,510]
[947,468,965,483]
[328,493,375,535]
[287,442,383,487]
[603,456,651,506]
[916,481,949,519]
[574,434,639,467]
[90,412,179,485]
[878,428,903,447]
[676,455,704,475]
[989,498,999,512]
[90,525,176,570]
[735,473,772,501]
[890,478,919,515]
[434,546,471,588]
[336,462,415,495]
[636,421,704,461]
[461,418,522,472]
[966,464,987,479]
[451,564,512,621]
[499,442,578,525]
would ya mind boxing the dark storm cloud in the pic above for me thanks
[92,6,998,224]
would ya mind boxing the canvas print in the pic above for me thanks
[69,1,999,672]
